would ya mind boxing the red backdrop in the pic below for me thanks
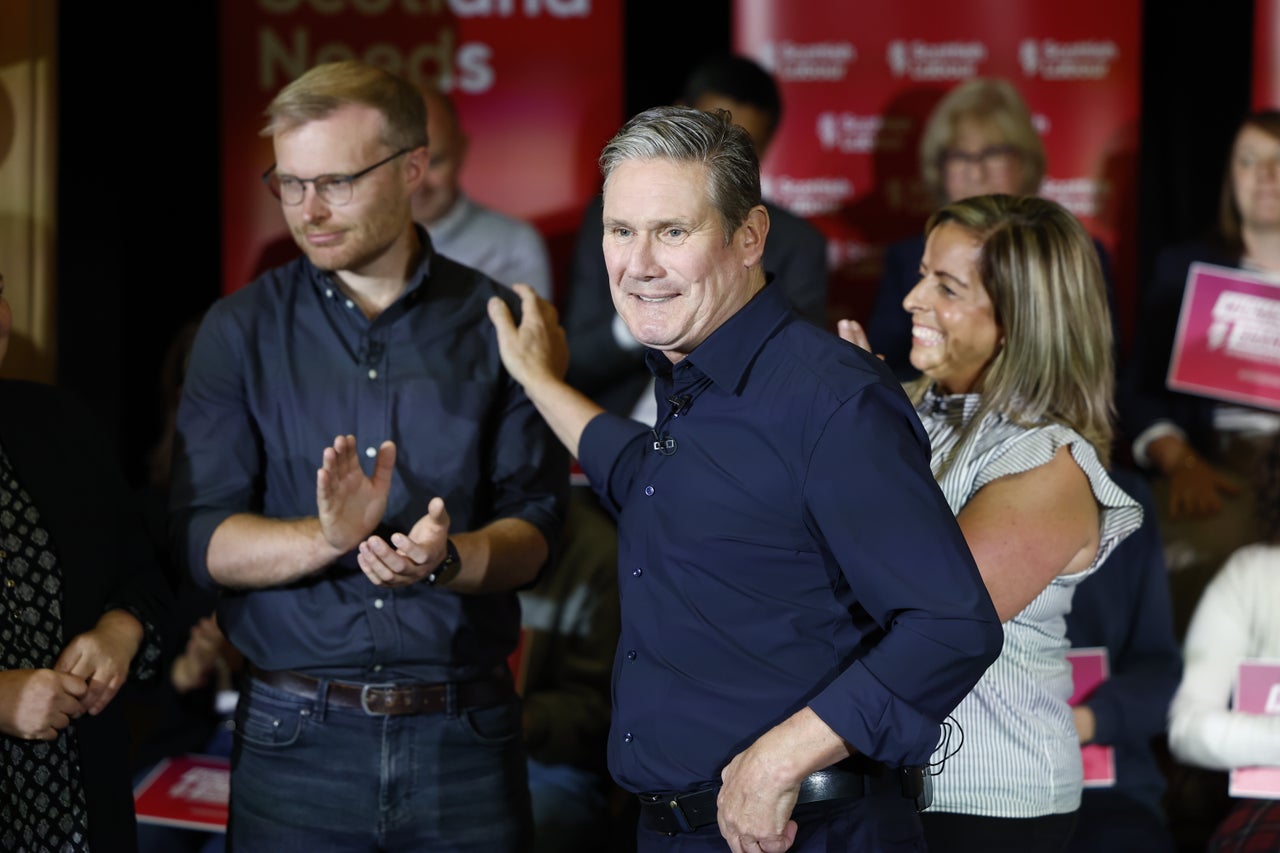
[219,0,622,296]
[734,0,1143,341]
[1256,0,1280,110]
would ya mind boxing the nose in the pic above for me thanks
[301,185,330,224]
[624,236,664,281]
[903,276,930,314]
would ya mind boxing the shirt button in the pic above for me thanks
[626,650,637,661]
[325,288,334,298]
[345,299,355,309]
[644,485,654,496]
[632,567,642,578]
[373,664,383,673]
[373,598,384,609]
[367,369,378,380]
[623,732,633,743]
[365,446,377,458]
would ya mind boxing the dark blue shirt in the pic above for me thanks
[1066,469,1181,817]
[576,283,1002,794]
[171,230,568,682]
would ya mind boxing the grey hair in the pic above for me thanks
[599,105,761,242]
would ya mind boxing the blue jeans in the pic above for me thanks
[227,676,531,852]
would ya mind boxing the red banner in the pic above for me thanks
[1256,0,1280,110]
[220,0,622,295]
[734,0,1142,337]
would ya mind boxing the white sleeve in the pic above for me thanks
[1168,545,1280,770]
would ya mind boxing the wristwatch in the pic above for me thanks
[426,539,461,586]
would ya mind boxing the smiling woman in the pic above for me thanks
[840,194,1142,852]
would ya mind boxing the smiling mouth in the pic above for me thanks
[634,294,676,303]
[912,325,943,345]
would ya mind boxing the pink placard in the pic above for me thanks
[1065,647,1116,788]
[133,754,230,832]
[1167,263,1280,411]
[1229,659,1280,798]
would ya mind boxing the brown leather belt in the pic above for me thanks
[248,665,512,716]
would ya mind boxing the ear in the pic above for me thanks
[735,204,770,268]
[402,146,429,189]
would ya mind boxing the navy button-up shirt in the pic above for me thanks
[577,283,1001,794]
[171,230,567,683]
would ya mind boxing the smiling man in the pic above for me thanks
[489,106,1002,853]
[171,61,566,851]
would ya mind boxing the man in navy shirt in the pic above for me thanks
[489,106,1001,852]
[171,61,565,851]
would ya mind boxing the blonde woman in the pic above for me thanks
[842,194,1141,851]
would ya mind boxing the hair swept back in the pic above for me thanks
[907,194,1115,474]
[261,60,428,153]
[599,105,761,243]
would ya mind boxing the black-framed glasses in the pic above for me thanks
[261,148,412,206]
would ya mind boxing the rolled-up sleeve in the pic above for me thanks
[803,382,1003,766]
[169,304,259,591]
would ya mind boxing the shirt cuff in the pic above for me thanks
[807,660,939,768]
[1131,420,1187,468]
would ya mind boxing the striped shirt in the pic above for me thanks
[918,389,1143,817]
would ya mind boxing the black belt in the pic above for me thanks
[638,764,926,834]
[249,665,512,716]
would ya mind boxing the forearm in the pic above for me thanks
[206,513,343,588]
[445,517,549,593]
[519,374,604,461]
[765,706,856,782]
[1170,706,1280,770]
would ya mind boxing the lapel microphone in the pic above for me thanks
[651,395,690,455]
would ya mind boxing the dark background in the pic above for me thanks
[55,1,1253,483]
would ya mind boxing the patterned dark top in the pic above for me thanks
[0,441,161,852]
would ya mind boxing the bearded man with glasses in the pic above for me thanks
[171,60,566,852]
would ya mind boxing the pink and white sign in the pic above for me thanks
[733,0,1142,336]
[1228,659,1280,798]
[1168,263,1280,412]
[1066,647,1117,788]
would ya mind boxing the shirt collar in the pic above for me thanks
[643,279,789,395]
[303,224,438,303]
[921,384,984,427]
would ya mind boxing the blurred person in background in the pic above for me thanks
[1121,110,1280,636]
[1167,434,1280,851]
[411,85,553,299]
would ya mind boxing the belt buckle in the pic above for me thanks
[666,795,695,833]
[359,683,387,715]
[639,792,695,834]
